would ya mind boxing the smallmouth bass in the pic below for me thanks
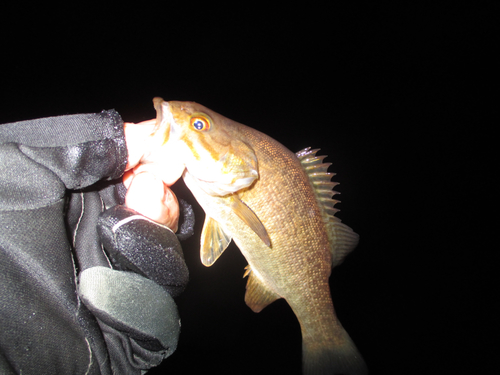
[152,98,367,375]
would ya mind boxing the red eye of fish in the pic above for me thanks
[191,115,211,131]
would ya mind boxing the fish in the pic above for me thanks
[152,97,367,375]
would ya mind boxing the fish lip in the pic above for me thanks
[187,170,257,196]
[152,98,169,143]
[156,100,182,144]
[166,107,182,141]
[191,162,258,187]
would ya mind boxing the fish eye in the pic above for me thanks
[190,115,211,131]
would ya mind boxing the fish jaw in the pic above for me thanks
[186,171,258,196]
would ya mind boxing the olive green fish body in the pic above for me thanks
[154,99,367,374]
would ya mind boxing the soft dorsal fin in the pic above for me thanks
[328,220,360,267]
[296,147,359,267]
[200,216,232,266]
[244,265,280,313]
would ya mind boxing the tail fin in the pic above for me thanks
[302,325,368,375]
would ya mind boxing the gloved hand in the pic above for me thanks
[73,199,193,374]
[0,110,192,375]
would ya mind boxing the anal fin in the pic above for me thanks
[244,266,280,312]
[200,216,232,266]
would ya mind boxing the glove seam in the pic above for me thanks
[112,215,175,235]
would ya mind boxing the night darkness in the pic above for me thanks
[1,3,497,374]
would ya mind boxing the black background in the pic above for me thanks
[1,3,497,374]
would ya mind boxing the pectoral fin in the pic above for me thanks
[244,266,280,312]
[230,195,271,247]
[200,216,232,266]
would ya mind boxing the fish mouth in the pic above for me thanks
[153,97,177,144]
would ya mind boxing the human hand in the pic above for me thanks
[123,119,185,231]
[76,121,191,364]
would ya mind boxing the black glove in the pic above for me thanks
[67,183,192,374]
[0,111,193,374]
[96,204,189,297]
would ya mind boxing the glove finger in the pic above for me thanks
[97,205,189,297]
[78,266,180,355]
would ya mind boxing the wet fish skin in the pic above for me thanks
[153,98,367,375]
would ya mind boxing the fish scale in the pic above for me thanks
[153,98,367,375]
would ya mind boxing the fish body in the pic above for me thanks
[153,98,367,374]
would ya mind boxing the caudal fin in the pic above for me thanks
[302,326,368,375]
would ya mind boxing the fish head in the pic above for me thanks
[154,98,258,196]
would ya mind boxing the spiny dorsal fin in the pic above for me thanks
[200,216,232,266]
[296,147,341,219]
[296,147,359,267]
[244,265,280,313]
